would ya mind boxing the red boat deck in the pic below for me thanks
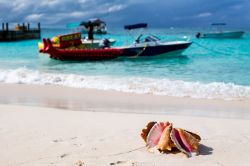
[40,38,123,61]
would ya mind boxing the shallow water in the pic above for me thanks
[0,27,250,100]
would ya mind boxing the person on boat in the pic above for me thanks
[87,21,94,40]
[100,38,111,48]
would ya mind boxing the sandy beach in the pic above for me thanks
[1,0,250,165]
[1,83,250,166]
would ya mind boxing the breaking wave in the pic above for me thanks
[1,68,250,100]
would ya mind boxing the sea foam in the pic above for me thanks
[1,68,250,100]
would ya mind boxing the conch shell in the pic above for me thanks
[141,121,156,142]
[146,122,171,150]
[157,123,175,151]
[184,130,201,141]
[170,128,201,157]
[140,121,201,157]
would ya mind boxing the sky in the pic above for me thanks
[0,0,249,28]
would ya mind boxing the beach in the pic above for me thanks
[1,0,250,165]
[1,83,250,166]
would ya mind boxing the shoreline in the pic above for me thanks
[1,67,250,101]
[1,83,250,119]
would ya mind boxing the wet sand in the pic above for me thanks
[1,83,250,119]
[0,83,250,165]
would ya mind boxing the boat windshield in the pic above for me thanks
[135,35,161,43]
[144,35,160,42]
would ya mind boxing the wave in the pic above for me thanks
[1,68,250,100]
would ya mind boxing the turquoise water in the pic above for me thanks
[0,28,250,100]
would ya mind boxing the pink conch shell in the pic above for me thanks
[146,122,171,149]
[141,121,157,143]
[157,123,175,151]
[141,121,201,157]
[184,130,201,141]
[170,128,200,157]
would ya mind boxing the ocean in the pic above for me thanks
[0,27,250,100]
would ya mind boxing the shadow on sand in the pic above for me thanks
[199,144,213,156]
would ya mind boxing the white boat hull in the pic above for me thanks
[201,31,244,38]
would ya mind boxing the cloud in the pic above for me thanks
[196,12,212,18]
[107,4,125,12]
[39,0,61,8]
[0,0,249,27]
[67,11,88,18]
[25,13,44,21]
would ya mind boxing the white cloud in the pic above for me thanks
[68,11,88,17]
[0,0,119,23]
[0,0,249,26]
[39,0,65,8]
[25,13,44,21]
[12,1,30,12]
[196,12,212,18]
[107,4,125,12]
[77,0,90,3]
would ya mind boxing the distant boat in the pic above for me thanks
[196,23,245,39]
[78,18,107,34]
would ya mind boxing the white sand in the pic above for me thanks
[0,84,250,166]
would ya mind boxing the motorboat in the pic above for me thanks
[39,32,122,61]
[39,38,123,61]
[196,23,245,39]
[118,23,192,57]
[197,31,244,38]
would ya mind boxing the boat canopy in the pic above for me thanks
[88,18,105,24]
[80,22,99,27]
[211,23,226,26]
[80,18,106,27]
[124,23,147,30]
